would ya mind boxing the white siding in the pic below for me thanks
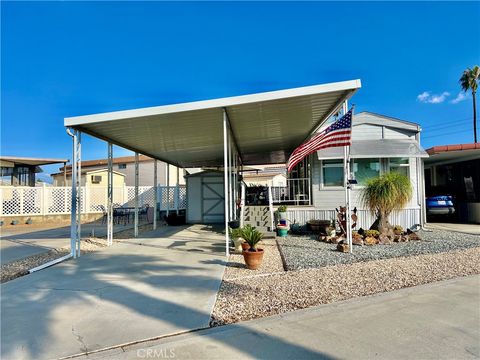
[352,124,383,141]
[384,127,415,139]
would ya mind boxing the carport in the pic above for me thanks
[64,79,361,257]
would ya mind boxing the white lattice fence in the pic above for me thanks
[0,185,187,216]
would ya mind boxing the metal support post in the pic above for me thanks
[223,110,230,257]
[134,152,139,238]
[176,167,180,214]
[76,132,82,257]
[107,142,113,245]
[166,164,170,216]
[153,160,158,230]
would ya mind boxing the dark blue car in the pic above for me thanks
[426,195,455,215]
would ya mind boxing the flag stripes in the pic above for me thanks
[287,109,353,172]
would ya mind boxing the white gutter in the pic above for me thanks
[29,254,72,273]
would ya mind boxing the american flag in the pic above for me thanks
[287,109,352,172]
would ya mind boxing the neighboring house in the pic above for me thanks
[243,173,287,187]
[0,156,68,186]
[51,155,186,186]
[53,169,126,187]
[286,111,429,229]
[424,143,480,223]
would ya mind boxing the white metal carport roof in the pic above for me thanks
[64,80,361,167]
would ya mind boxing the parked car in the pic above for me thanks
[426,195,455,216]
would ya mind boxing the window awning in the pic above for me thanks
[65,80,361,167]
[317,139,429,159]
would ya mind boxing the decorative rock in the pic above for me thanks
[393,235,401,242]
[409,232,421,241]
[337,243,350,253]
[378,234,393,245]
[332,236,345,244]
[352,237,364,246]
[318,235,327,242]
[364,236,378,245]
[401,235,409,242]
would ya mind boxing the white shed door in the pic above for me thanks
[202,178,224,223]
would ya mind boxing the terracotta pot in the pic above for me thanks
[241,242,250,251]
[242,248,264,270]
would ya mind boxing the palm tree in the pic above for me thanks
[361,172,412,234]
[460,65,480,143]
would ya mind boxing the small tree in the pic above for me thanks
[361,172,412,234]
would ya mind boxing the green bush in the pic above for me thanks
[365,230,380,238]
[277,205,288,213]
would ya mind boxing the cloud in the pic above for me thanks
[450,92,469,104]
[417,91,450,104]
[417,91,430,102]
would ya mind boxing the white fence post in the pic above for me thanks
[41,183,47,215]
[19,188,24,215]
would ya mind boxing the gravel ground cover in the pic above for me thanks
[224,239,285,280]
[211,247,480,326]
[277,229,480,270]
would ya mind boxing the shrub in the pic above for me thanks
[393,225,403,232]
[229,227,244,239]
[365,230,380,238]
[242,226,263,250]
[277,205,288,213]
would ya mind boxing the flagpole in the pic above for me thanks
[343,101,353,253]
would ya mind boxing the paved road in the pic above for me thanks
[88,275,480,360]
[1,233,226,360]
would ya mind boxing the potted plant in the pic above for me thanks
[277,205,288,221]
[229,227,244,254]
[241,224,254,251]
[242,226,264,270]
[276,224,289,237]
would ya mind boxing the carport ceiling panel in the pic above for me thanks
[80,108,225,167]
[228,90,348,155]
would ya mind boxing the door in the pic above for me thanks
[202,177,224,223]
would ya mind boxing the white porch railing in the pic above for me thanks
[0,185,186,216]
[270,178,311,205]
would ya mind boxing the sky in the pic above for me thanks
[1,1,479,181]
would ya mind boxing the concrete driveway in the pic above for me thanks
[86,275,480,360]
[0,222,137,264]
[0,228,226,360]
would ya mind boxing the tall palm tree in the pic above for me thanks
[460,65,480,143]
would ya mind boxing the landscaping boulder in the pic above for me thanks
[337,243,350,253]
[408,232,421,241]
[364,236,378,245]
[352,233,364,246]
[378,234,393,245]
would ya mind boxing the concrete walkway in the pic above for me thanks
[0,235,226,360]
[87,275,480,360]
[426,222,480,235]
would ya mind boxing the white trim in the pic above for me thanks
[65,80,362,126]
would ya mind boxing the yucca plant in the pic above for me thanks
[361,172,412,234]
[241,226,263,251]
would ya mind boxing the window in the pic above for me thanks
[353,158,380,185]
[322,159,344,187]
[389,158,409,177]
[118,164,127,169]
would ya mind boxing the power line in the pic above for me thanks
[422,116,472,130]
[422,129,473,139]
